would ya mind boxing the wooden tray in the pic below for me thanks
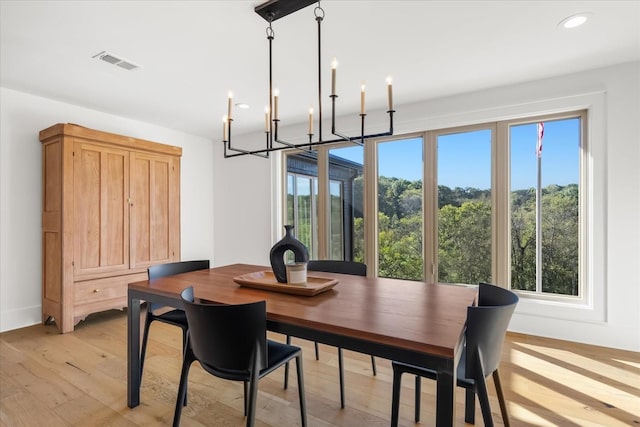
[233,271,338,296]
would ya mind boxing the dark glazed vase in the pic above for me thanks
[270,225,309,283]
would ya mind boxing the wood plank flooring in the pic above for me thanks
[1,309,638,426]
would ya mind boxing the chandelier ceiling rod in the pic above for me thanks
[222,0,395,159]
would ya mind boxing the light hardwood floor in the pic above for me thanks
[1,309,638,426]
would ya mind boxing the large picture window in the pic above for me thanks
[283,110,586,301]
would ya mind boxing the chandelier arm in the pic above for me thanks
[274,139,298,148]
[235,130,395,157]
[273,119,298,148]
[224,118,270,158]
[332,131,357,144]
[224,149,270,159]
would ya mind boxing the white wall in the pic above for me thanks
[0,87,214,332]
[2,62,638,351]
[212,62,640,352]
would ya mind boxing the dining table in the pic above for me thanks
[127,263,478,427]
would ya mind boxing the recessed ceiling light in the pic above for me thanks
[235,103,250,109]
[558,13,591,29]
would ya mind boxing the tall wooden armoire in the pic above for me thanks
[40,124,182,333]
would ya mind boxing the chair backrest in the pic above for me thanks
[147,260,210,311]
[180,287,268,373]
[147,260,210,280]
[465,283,518,379]
[307,260,367,276]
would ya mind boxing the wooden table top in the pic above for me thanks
[129,263,478,360]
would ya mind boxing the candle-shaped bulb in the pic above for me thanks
[273,89,279,120]
[264,106,270,132]
[308,106,314,135]
[386,76,393,111]
[222,115,228,141]
[360,83,366,115]
[331,58,338,96]
[227,91,233,120]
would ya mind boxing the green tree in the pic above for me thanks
[511,184,579,295]
[353,177,577,294]
[438,201,492,284]
[511,190,536,291]
[541,185,579,295]
[378,212,423,280]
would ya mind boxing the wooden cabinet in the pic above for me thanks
[40,124,181,333]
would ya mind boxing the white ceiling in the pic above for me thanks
[1,1,639,139]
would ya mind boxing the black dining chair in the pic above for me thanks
[139,260,210,389]
[284,259,374,409]
[174,286,307,427]
[390,282,518,427]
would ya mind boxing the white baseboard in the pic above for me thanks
[0,305,41,333]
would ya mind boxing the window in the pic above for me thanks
[508,118,581,296]
[377,137,423,280]
[287,171,317,258]
[282,110,586,302]
[286,149,363,262]
[436,129,492,285]
[329,180,344,259]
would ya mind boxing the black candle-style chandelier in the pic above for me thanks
[222,0,395,158]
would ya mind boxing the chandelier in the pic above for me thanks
[222,0,395,158]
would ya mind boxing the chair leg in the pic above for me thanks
[475,373,494,427]
[283,335,291,390]
[464,388,475,424]
[338,347,345,409]
[493,369,510,427]
[246,377,259,427]
[180,327,188,406]
[414,375,421,422]
[139,316,152,384]
[390,367,403,427]
[314,341,320,360]
[295,355,308,427]
[242,381,250,416]
[370,355,377,376]
[172,356,193,427]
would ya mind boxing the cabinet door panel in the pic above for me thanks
[130,152,178,268]
[74,142,130,276]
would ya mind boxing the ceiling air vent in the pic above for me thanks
[92,51,141,71]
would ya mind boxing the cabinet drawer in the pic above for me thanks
[75,278,126,305]
[74,272,146,305]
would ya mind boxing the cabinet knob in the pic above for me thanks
[93,289,100,293]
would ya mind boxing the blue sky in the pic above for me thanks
[333,118,580,190]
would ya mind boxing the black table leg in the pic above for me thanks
[435,368,455,426]
[127,293,141,408]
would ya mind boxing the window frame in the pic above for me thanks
[427,123,497,285]
[499,110,587,303]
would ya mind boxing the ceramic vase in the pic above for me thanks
[270,225,309,283]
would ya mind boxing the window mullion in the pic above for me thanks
[363,140,377,276]
[316,146,329,259]
[495,122,510,287]
[423,131,437,284]
[535,139,543,293]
